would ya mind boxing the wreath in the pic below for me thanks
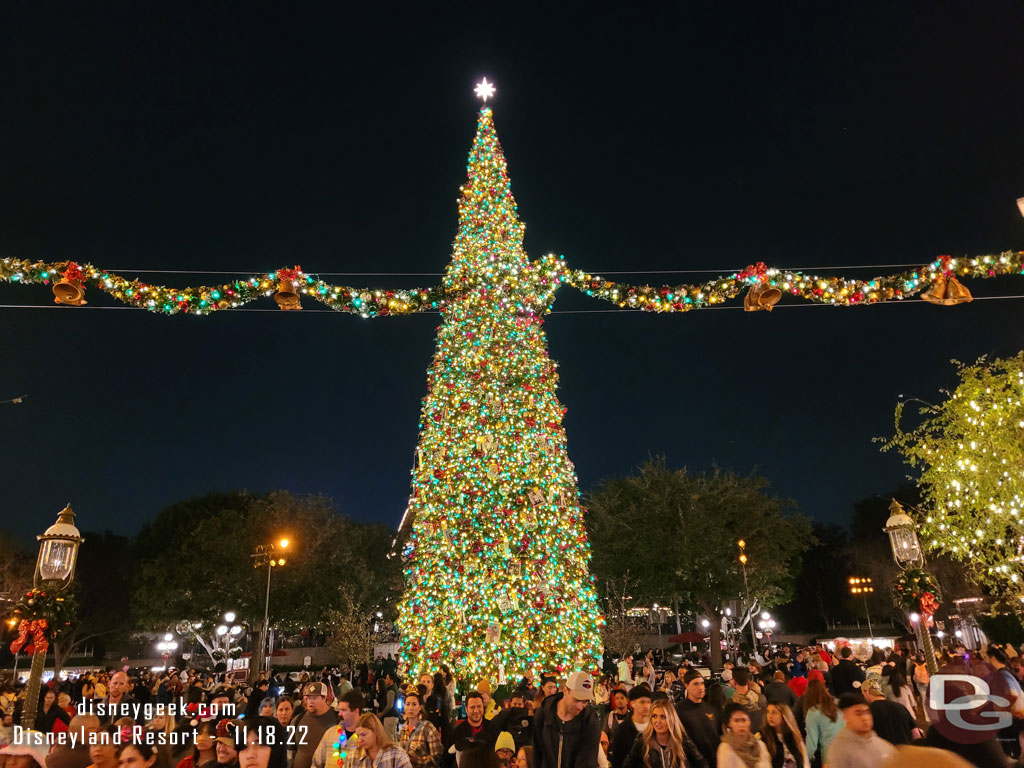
[892,568,942,615]
[9,587,77,655]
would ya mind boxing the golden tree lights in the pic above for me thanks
[884,352,1024,597]
[396,107,603,683]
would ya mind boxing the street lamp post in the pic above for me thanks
[737,540,758,652]
[156,633,178,669]
[884,500,938,675]
[848,577,875,638]
[20,505,83,729]
[250,538,290,681]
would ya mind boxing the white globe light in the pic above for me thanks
[955,630,963,638]
[164,633,173,642]
[224,612,236,623]
[761,611,770,620]
[216,625,228,636]
[701,619,710,628]
[909,612,920,623]
[230,625,243,636]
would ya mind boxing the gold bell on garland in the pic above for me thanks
[743,282,782,312]
[920,274,973,306]
[274,280,302,311]
[52,263,87,306]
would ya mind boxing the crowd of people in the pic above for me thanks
[1,642,1023,768]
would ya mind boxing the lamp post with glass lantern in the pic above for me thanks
[884,500,938,674]
[737,540,758,651]
[21,505,84,729]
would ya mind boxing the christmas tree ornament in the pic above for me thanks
[274,267,303,310]
[485,622,502,644]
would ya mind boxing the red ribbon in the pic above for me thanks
[937,255,952,277]
[277,265,303,283]
[62,262,85,282]
[739,262,768,282]
[920,591,940,627]
[10,618,49,655]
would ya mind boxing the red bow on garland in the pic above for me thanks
[738,262,769,282]
[62,262,85,282]
[920,591,940,627]
[9,618,49,655]
[277,265,303,283]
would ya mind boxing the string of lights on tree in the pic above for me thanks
[2,78,1023,680]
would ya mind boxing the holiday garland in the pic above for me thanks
[1,250,1022,317]
[892,567,942,617]
[9,587,77,655]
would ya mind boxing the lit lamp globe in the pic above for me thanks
[883,500,922,568]
[36,504,84,588]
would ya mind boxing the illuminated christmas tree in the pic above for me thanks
[395,104,604,683]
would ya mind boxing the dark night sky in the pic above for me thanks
[2,2,1023,543]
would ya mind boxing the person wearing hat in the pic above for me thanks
[674,671,717,768]
[861,679,918,746]
[292,683,339,768]
[532,672,600,768]
[0,732,49,768]
[608,685,651,768]
[823,693,895,768]
[494,732,516,768]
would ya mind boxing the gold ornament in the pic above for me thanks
[743,283,782,312]
[53,278,87,306]
[921,275,973,306]
[274,280,302,310]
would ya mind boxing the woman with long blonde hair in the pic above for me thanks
[624,699,706,768]
[344,713,412,768]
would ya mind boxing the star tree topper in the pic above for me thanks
[474,78,496,103]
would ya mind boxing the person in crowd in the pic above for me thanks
[106,672,134,713]
[214,721,241,768]
[312,690,365,768]
[760,675,793,711]
[674,672,717,768]
[146,712,179,768]
[862,680,917,746]
[824,693,895,768]
[827,649,863,698]
[491,690,532,751]
[1,735,49,768]
[342,713,412,768]
[715,703,769,768]
[801,679,841,767]
[724,671,765,734]
[911,653,929,702]
[380,673,403,738]
[758,705,807,768]
[118,744,159,768]
[176,720,218,768]
[399,692,444,768]
[451,691,497,747]
[37,689,72,733]
[624,699,706,768]
[605,690,630,736]
[293,684,339,768]
[239,717,287,768]
[514,747,532,768]
[494,733,516,768]
[88,726,121,768]
[983,644,1024,758]
[532,672,600,768]
[48,714,100,768]
[276,699,295,729]
[610,686,652,768]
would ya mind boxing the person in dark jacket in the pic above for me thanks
[761,673,796,709]
[452,692,498,747]
[492,691,533,750]
[828,647,864,697]
[532,673,600,768]
[610,687,651,768]
[673,672,717,768]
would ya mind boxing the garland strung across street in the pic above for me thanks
[2,250,1022,317]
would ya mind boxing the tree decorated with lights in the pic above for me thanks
[2,80,1024,681]
[884,352,1024,597]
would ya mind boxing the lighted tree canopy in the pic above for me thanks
[884,352,1024,597]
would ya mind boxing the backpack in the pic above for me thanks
[913,664,929,684]
[733,689,762,714]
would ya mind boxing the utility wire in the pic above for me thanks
[0,294,1022,314]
